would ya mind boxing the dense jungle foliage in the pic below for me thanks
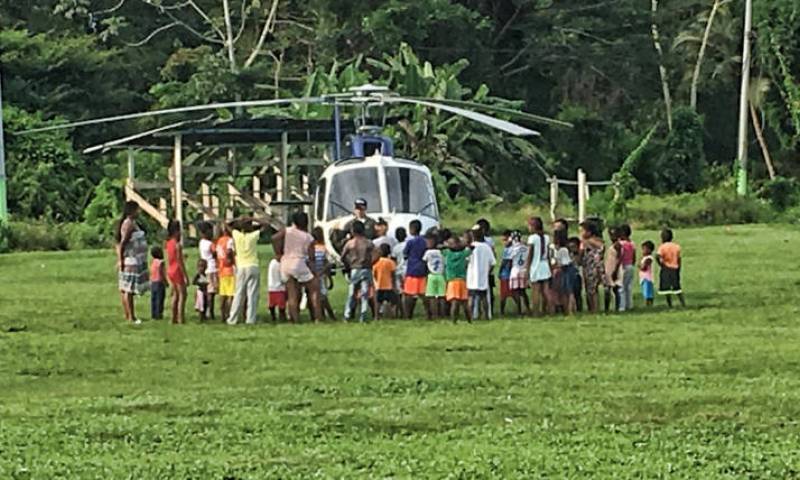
[1,0,799,248]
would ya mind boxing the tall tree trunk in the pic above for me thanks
[651,0,673,131]
[690,0,722,110]
[221,0,237,73]
[749,102,776,179]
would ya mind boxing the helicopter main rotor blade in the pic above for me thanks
[14,97,325,135]
[405,98,574,129]
[382,97,540,137]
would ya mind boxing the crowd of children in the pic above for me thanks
[145,214,685,325]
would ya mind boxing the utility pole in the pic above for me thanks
[735,0,753,196]
[0,70,8,221]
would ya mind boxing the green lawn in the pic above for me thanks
[2,224,800,478]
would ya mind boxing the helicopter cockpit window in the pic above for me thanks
[385,167,438,218]
[327,168,382,219]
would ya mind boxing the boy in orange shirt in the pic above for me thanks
[215,224,236,321]
[657,228,686,308]
[373,244,398,319]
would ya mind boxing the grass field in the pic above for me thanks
[2,224,800,478]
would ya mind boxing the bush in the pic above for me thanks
[0,219,10,253]
[7,221,68,251]
[626,187,774,229]
[758,177,800,211]
[63,222,107,250]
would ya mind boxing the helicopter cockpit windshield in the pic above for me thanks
[385,167,438,218]
[327,167,382,219]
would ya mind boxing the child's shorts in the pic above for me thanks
[269,290,287,309]
[446,279,468,302]
[426,273,446,298]
[659,267,682,294]
[404,276,427,296]
[499,278,511,299]
[376,289,398,304]
[640,280,654,300]
[218,274,235,296]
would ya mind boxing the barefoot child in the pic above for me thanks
[657,229,686,308]
[165,220,188,324]
[372,244,397,319]
[198,222,218,319]
[423,234,446,319]
[618,224,636,312]
[267,256,287,322]
[149,246,166,320]
[444,235,471,323]
[467,225,496,320]
[508,231,530,315]
[552,229,577,315]
[403,220,428,318]
[193,259,209,320]
[312,227,337,321]
[215,224,235,321]
[639,240,655,307]
[498,230,513,316]
[342,221,374,323]
[604,226,622,313]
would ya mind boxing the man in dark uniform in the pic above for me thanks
[332,198,377,252]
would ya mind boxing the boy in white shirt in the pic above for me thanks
[267,256,286,322]
[466,225,496,320]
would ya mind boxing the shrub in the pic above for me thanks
[626,187,773,229]
[758,177,800,211]
[7,221,68,251]
[63,222,107,250]
[654,107,707,193]
[0,219,10,253]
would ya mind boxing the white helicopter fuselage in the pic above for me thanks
[314,153,440,261]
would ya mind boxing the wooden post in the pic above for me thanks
[549,177,558,221]
[280,131,289,200]
[201,183,211,220]
[158,198,168,218]
[126,149,135,194]
[211,195,220,219]
[173,134,183,225]
[253,176,262,202]
[274,165,283,202]
[577,169,587,222]
[302,172,310,217]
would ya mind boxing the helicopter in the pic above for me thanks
[17,83,571,259]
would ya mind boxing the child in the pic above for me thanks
[466,225,496,320]
[567,237,584,312]
[498,230,513,316]
[476,218,495,317]
[639,240,655,307]
[372,243,397,319]
[657,228,686,307]
[604,226,622,313]
[552,229,577,315]
[444,235,471,322]
[198,222,218,320]
[579,220,606,314]
[508,231,530,315]
[422,234,446,319]
[312,227,337,321]
[342,221,374,323]
[268,255,287,322]
[149,246,166,320]
[165,220,188,324]
[193,259,209,320]
[525,217,552,316]
[618,224,636,312]
[403,220,428,319]
[215,224,235,322]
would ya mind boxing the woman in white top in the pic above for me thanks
[525,217,552,316]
